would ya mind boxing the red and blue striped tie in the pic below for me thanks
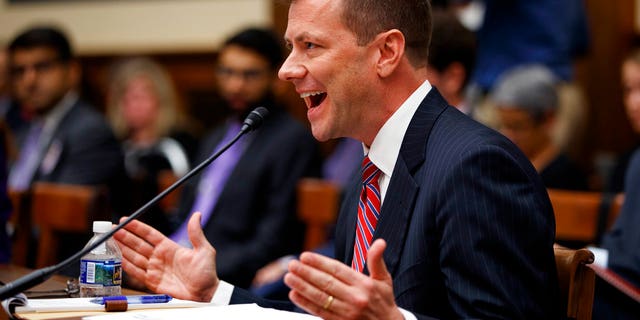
[352,156,382,272]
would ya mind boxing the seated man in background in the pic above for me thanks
[167,27,321,289]
[6,26,126,271]
[0,121,11,263]
[490,64,589,191]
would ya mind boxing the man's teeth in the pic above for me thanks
[300,91,325,98]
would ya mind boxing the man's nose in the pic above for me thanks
[278,52,305,82]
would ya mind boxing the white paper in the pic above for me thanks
[15,297,210,313]
[83,304,320,320]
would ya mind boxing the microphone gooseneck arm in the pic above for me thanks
[0,107,270,301]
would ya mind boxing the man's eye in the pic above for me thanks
[305,42,317,49]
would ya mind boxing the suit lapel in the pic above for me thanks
[367,88,449,276]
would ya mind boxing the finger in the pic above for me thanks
[367,239,391,282]
[285,260,352,309]
[187,212,212,251]
[116,237,150,269]
[114,226,155,259]
[121,255,148,282]
[289,288,338,319]
[298,251,365,286]
[118,216,167,247]
[284,262,330,302]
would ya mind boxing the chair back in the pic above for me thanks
[8,189,31,266]
[30,182,110,268]
[297,178,340,251]
[156,169,181,215]
[548,189,623,244]
[554,244,596,320]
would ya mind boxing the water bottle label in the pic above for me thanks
[80,259,122,286]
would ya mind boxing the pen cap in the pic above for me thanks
[93,221,112,233]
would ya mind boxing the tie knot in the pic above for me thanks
[361,156,381,185]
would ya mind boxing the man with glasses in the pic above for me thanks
[166,27,321,289]
[7,26,125,272]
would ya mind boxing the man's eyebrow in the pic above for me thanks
[293,32,313,43]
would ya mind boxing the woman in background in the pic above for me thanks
[107,57,194,233]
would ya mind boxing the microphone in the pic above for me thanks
[241,107,269,133]
[0,107,270,301]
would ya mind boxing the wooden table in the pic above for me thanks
[1,264,144,320]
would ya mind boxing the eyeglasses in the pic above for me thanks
[10,58,64,79]
[215,66,269,82]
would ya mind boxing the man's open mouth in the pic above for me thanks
[301,91,327,108]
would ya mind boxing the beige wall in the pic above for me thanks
[0,0,271,55]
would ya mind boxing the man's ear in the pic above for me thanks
[66,60,82,89]
[375,29,405,78]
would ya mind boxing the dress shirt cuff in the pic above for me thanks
[587,246,609,268]
[210,280,234,305]
[399,307,417,320]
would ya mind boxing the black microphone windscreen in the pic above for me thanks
[242,107,270,132]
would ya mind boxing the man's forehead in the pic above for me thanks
[287,0,342,22]
[285,0,346,39]
[11,47,58,61]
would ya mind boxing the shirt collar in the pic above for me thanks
[365,80,432,178]
[42,91,78,136]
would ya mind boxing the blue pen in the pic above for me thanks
[90,294,173,305]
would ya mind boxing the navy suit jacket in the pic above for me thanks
[34,100,124,187]
[177,107,321,288]
[601,149,640,288]
[232,89,561,319]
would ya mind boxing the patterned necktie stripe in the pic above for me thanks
[352,156,382,272]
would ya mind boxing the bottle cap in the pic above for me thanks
[93,221,112,233]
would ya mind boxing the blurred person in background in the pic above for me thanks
[0,47,29,155]
[606,47,640,194]
[491,64,589,191]
[427,9,476,114]
[0,121,11,263]
[107,57,195,234]
[0,48,11,118]
[587,46,640,319]
[7,25,126,273]
[590,147,640,319]
[166,27,321,289]
[448,0,590,162]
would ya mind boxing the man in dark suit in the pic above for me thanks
[7,26,124,193]
[7,26,126,271]
[166,28,321,289]
[591,149,640,319]
[114,0,561,318]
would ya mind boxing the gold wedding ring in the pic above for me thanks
[323,295,334,310]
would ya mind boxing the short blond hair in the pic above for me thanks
[107,57,184,139]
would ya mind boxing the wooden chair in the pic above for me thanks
[554,244,596,320]
[297,178,340,251]
[7,189,31,266]
[30,182,110,268]
[156,169,182,215]
[548,189,623,244]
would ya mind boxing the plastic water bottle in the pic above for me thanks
[79,221,122,297]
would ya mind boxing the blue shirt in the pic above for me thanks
[472,0,589,91]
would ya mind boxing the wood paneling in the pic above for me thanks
[578,0,638,161]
